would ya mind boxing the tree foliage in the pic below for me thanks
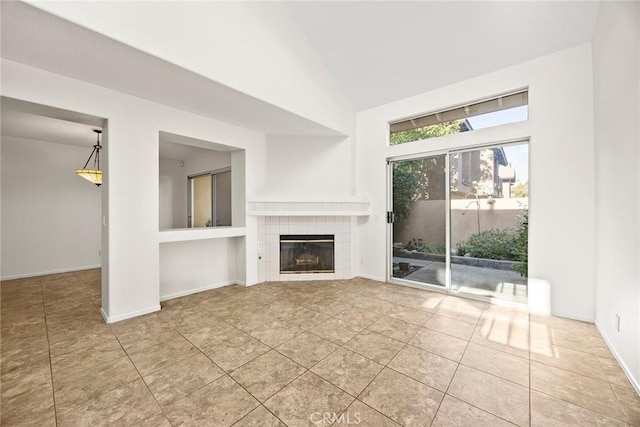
[512,181,528,198]
[392,166,418,223]
[391,121,464,202]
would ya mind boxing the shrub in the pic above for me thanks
[456,229,517,261]
[405,238,446,255]
[512,211,528,276]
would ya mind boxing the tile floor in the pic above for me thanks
[1,269,639,426]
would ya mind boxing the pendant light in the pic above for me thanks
[76,129,102,186]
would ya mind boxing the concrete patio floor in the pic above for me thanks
[393,257,528,304]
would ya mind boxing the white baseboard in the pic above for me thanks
[160,281,237,302]
[2,264,102,281]
[596,322,640,395]
[101,304,161,324]
[356,273,385,282]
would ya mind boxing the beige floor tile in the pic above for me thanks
[248,319,305,347]
[263,300,306,318]
[5,272,634,427]
[203,332,271,371]
[360,368,443,427]
[311,348,383,396]
[112,316,183,354]
[531,390,627,427]
[51,337,126,378]
[182,320,244,350]
[56,378,166,427]
[600,357,634,388]
[530,361,626,421]
[612,384,640,426]
[1,380,56,427]
[165,374,258,426]
[278,307,330,330]
[368,316,421,342]
[129,336,200,375]
[264,371,353,427]
[426,314,476,340]
[275,331,339,368]
[461,343,529,386]
[53,356,140,412]
[435,303,483,325]
[388,345,458,392]
[471,318,529,359]
[448,365,529,427]
[303,298,353,317]
[386,306,433,326]
[333,400,400,426]
[432,395,516,427]
[409,328,468,362]
[156,304,215,334]
[231,350,306,402]
[222,311,279,332]
[311,318,363,345]
[1,366,52,402]
[1,350,51,384]
[343,330,405,364]
[531,321,612,358]
[1,330,50,360]
[144,353,225,406]
[530,313,599,336]
[530,342,606,381]
[333,307,383,329]
[233,405,286,427]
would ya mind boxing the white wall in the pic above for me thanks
[159,158,184,230]
[357,44,596,320]
[1,135,101,278]
[26,1,355,135]
[1,59,267,322]
[261,135,354,199]
[592,1,640,391]
[159,150,232,230]
[159,238,238,300]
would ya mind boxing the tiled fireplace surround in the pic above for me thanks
[249,201,369,282]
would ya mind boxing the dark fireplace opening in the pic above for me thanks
[280,234,335,274]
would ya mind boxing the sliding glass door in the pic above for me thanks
[390,154,447,287]
[389,142,529,305]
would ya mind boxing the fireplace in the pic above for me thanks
[280,234,335,274]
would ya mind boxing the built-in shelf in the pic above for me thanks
[247,201,370,217]
[158,227,246,243]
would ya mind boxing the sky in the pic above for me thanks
[467,106,529,183]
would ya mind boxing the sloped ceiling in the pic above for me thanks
[287,1,600,110]
[1,0,600,139]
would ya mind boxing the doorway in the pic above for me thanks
[389,141,529,304]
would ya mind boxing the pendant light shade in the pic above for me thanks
[76,129,102,187]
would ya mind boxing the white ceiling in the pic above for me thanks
[286,1,600,110]
[0,1,600,144]
[1,108,100,148]
[0,1,342,137]
[159,132,237,161]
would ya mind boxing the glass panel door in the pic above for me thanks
[214,171,232,226]
[391,155,447,287]
[449,143,528,303]
[190,174,212,227]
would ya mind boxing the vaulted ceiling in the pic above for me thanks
[1,1,600,140]
[287,1,599,110]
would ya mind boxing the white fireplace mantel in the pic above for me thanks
[247,200,370,217]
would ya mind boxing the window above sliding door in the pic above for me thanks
[389,90,528,146]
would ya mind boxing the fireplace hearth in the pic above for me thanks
[280,234,335,274]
